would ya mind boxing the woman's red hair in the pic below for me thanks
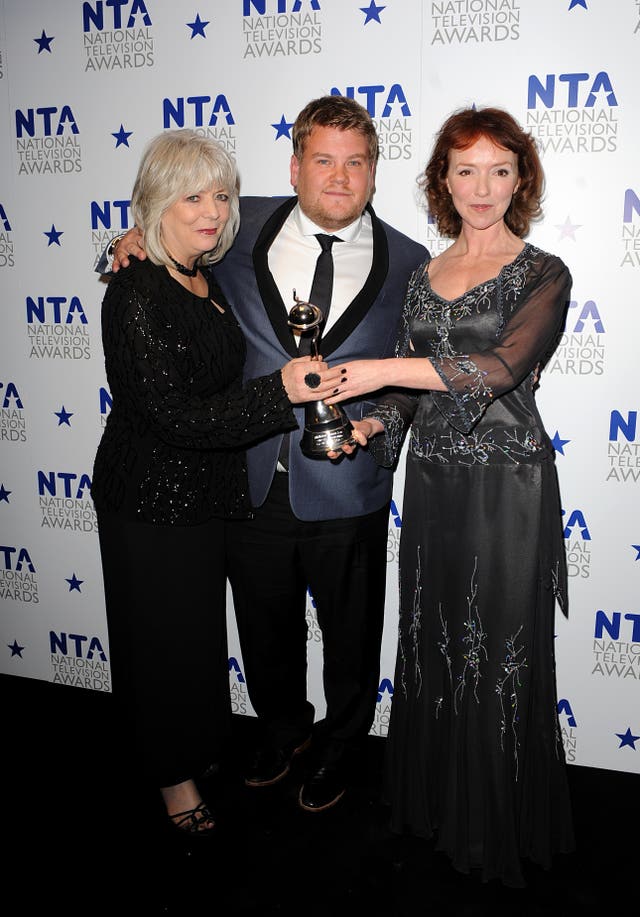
[422,107,544,238]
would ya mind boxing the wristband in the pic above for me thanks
[107,234,124,257]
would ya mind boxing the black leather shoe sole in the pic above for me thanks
[244,736,311,788]
[298,779,346,812]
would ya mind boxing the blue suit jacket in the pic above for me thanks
[214,196,427,522]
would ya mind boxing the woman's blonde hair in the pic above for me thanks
[131,129,240,266]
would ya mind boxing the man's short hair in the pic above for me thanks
[292,95,379,163]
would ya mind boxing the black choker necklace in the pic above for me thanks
[168,254,199,277]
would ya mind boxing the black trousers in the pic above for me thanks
[97,511,231,788]
[226,473,389,766]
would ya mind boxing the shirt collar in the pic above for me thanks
[292,202,363,244]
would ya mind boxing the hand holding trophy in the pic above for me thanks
[288,291,354,457]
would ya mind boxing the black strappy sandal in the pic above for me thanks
[168,801,216,837]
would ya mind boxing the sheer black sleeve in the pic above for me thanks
[430,254,571,433]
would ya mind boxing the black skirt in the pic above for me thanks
[386,456,574,887]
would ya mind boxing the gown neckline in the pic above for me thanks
[424,242,531,305]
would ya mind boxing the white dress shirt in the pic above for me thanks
[268,204,374,339]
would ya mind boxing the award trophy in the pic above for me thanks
[288,291,354,457]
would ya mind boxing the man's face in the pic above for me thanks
[290,125,376,232]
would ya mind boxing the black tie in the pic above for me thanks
[298,234,340,355]
[279,233,341,469]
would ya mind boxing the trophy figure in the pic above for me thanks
[288,291,354,457]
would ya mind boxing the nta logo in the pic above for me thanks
[15,106,79,138]
[50,631,107,659]
[0,546,35,572]
[163,96,235,129]
[528,72,617,109]
[38,471,92,498]
[562,510,591,541]
[26,296,88,324]
[623,189,640,223]
[0,203,11,232]
[243,0,320,13]
[91,200,132,230]
[609,411,637,443]
[82,0,152,31]
[330,85,411,118]
[595,611,640,642]
[1,382,23,409]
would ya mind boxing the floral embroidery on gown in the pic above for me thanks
[368,244,575,887]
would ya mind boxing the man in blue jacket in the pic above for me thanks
[110,95,427,812]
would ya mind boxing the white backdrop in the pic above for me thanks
[1,0,638,774]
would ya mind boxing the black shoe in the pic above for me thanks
[298,765,346,812]
[244,736,311,787]
[199,760,222,782]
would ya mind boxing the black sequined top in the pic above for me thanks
[91,257,297,524]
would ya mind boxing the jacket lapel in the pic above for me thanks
[252,197,299,358]
[320,203,388,357]
[251,200,389,360]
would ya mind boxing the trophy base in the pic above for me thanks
[300,416,354,457]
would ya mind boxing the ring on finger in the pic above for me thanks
[304,372,321,389]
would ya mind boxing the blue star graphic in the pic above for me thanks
[112,125,133,148]
[66,573,84,593]
[44,224,63,246]
[361,2,385,23]
[272,115,294,140]
[8,640,25,658]
[551,431,570,455]
[632,545,640,561]
[569,0,588,9]
[0,484,11,503]
[616,727,640,750]
[55,406,73,426]
[34,30,54,53]
[187,14,209,38]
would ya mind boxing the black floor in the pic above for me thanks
[3,673,633,915]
